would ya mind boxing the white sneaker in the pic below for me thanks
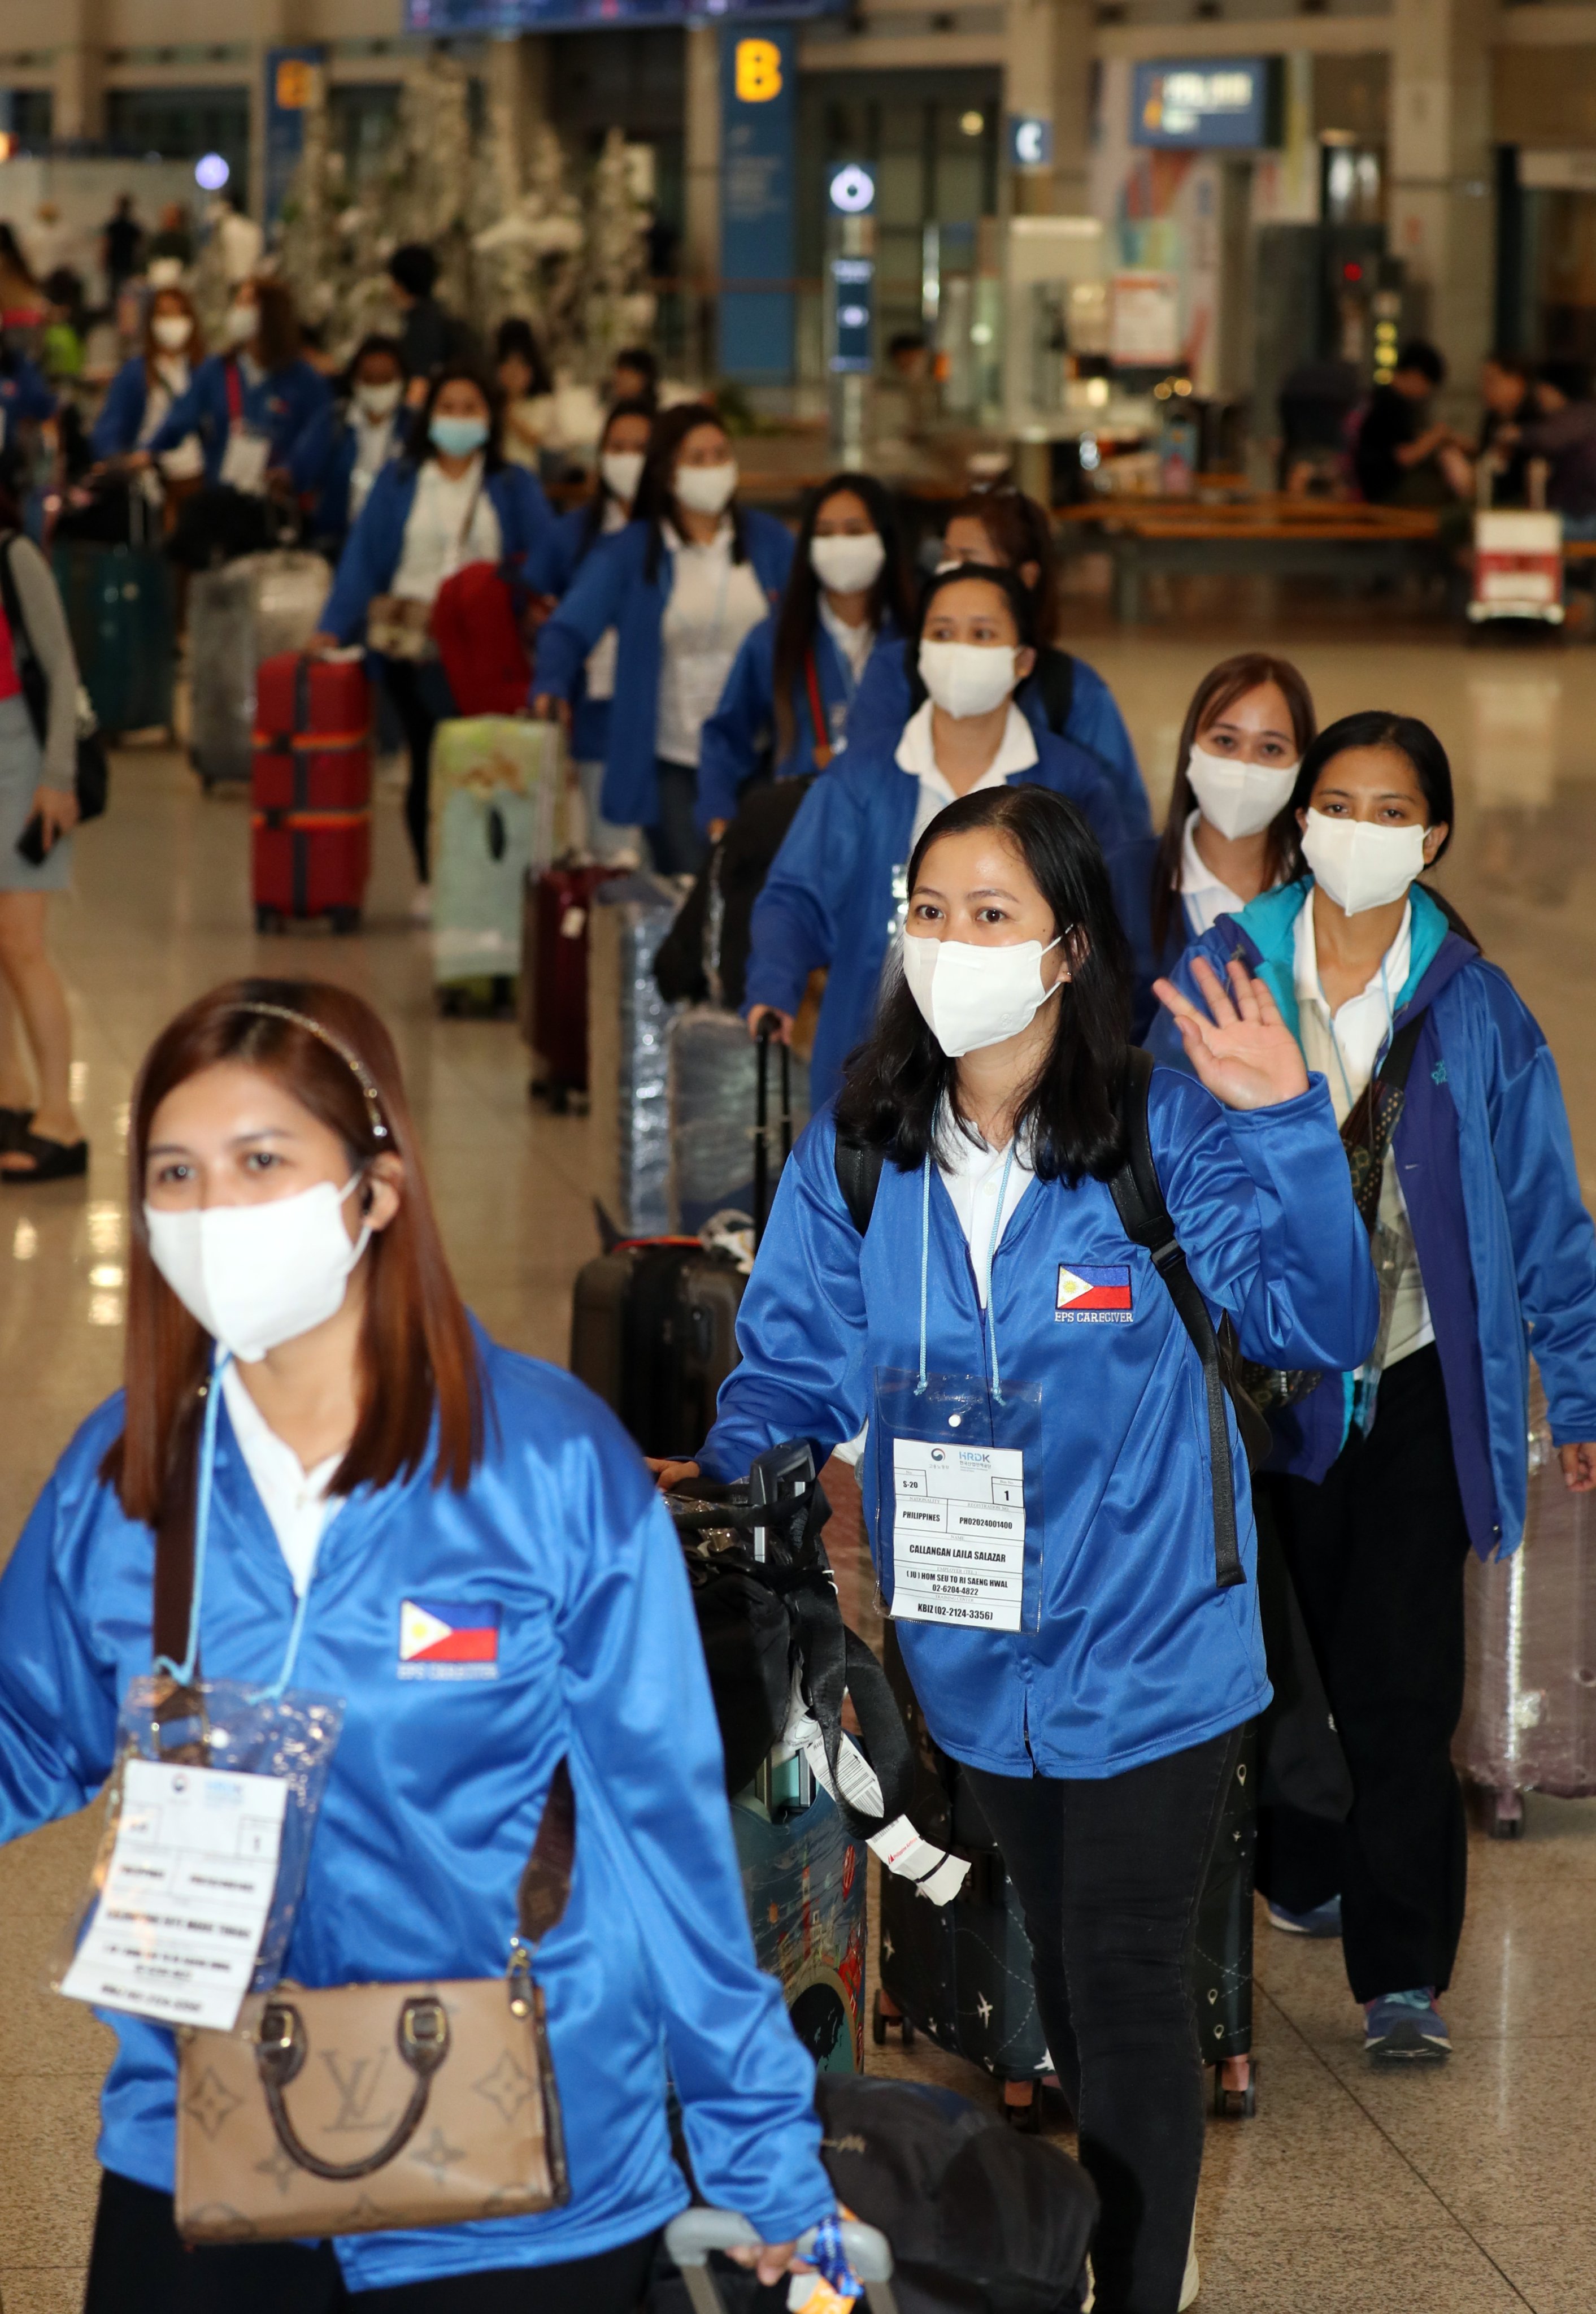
[1178,2225,1201,2311]
[409,884,432,926]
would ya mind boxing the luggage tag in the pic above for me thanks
[873,1367,1046,1636]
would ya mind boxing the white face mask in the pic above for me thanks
[225,302,258,348]
[1186,744,1299,841]
[356,379,402,419]
[1300,807,1429,917]
[810,531,885,595]
[675,459,738,516]
[919,639,1019,721]
[145,1174,371,1365]
[151,313,194,352]
[902,932,1064,1058]
[601,448,646,504]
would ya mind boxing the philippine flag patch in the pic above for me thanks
[1056,1264,1133,1323]
[398,1600,502,1681]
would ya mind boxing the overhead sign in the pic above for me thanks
[720,24,797,385]
[406,0,843,24]
[263,45,323,223]
[1010,116,1052,170]
[828,162,876,216]
[1132,59,1280,150]
[830,256,875,375]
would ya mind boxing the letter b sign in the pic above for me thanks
[735,39,784,102]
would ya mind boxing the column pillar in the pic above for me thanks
[486,32,550,202]
[53,0,107,141]
[684,23,721,381]
[1002,0,1093,217]
[1388,0,1494,421]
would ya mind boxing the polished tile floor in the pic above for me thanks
[3,626,1595,2311]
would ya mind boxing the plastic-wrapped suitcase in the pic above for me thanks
[428,717,563,1014]
[250,652,372,933]
[667,1005,811,1234]
[51,540,175,737]
[1456,1370,1596,1837]
[523,861,628,1106]
[189,550,333,787]
[588,874,686,1238]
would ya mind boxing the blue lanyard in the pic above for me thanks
[915,1141,1017,1406]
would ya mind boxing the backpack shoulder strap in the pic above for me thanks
[1035,648,1075,737]
[834,1132,884,1236]
[1108,1048,1245,1591]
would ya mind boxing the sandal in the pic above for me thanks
[0,1105,33,1153]
[0,1128,88,1182]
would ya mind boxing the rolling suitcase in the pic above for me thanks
[1456,1370,1596,1835]
[588,874,686,1238]
[51,539,175,737]
[428,717,563,1014]
[523,861,627,1106]
[189,550,332,788]
[250,652,372,933]
[667,1005,810,1234]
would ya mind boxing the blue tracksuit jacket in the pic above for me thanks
[0,1332,833,2289]
[697,612,904,836]
[532,513,795,830]
[700,1082,1376,1777]
[525,501,625,763]
[90,356,197,459]
[318,459,554,644]
[0,351,56,431]
[287,401,405,550]
[847,641,1150,838]
[745,723,1134,1108]
[1160,878,1596,1557]
[146,353,332,485]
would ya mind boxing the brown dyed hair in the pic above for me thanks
[142,285,205,371]
[1149,653,1317,954]
[253,277,302,375]
[103,978,484,1528]
[946,487,1060,649]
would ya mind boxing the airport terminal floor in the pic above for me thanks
[4,614,1596,2313]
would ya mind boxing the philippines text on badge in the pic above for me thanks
[890,1436,1027,1632]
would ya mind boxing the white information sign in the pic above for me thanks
[60,1759,288,2031]
[891,1436,1027,1631]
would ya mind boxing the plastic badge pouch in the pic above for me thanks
[51,1675,343,2037]
[874,1367,1046,1634]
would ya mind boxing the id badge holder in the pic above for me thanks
[873,1367,1046,1634]
[49,1674,343,2035]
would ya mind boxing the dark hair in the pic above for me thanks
[389,242,440,300]
[1395,340,1445,387]
[945,487,1059,652]
[409,360,505,470]
[253,278,301,374]
[771,474,913,761]
[1150,653,1316,954]
[1539,357,1592,404]
[1484,350,1533,381]
[578,396,655,556]
[495,316,554,397]
[343,331,405,394]
[1284,710,1456,876]
[835,787,1132,1184]
[902,561,1038,709]
[103,978,484,1526]
[637,402,743,575]
[889,331,925,358]
[614,345,659,398]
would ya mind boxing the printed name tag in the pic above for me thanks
[1056,1263,1133,1323]
[890,1437,1026,1631]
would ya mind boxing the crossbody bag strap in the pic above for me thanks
[516,1759,576,1944]
[1339,1006,1428,1230]
[1108,1047,1246,1591]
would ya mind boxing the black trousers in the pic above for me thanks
[380,657,457,883]
[1255,1343,1473,2004]
[84,2170,661,2313]
[647,760,708,878]
[967,1723,1242,2314]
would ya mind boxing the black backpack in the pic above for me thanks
[832,1047,1269,1594]
[653,775,813,1011]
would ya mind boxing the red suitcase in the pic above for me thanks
[251,653,372,934]
[527,862,627,1105]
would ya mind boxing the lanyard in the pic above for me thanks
[152,1350,326,1703]
[915,1142,1017,1406]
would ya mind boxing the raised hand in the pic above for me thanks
[1153,956,1310,1113]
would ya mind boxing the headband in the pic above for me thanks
[229,1002,391,1143]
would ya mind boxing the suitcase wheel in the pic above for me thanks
[255,905,288,935]
[1212,2057,1258,2120]
[1002,2083,1042,2133]
[872,1990,914,2047]
[330,906,361,936]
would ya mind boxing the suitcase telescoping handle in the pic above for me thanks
[664,2210,898,2314]
[753,1015,794,1251]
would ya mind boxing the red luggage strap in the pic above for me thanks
[803,648,832,770]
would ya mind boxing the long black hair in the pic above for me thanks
[636,402,746,578]
[576,395,656,558]
[1286,710,1478,943]
[407,360,506,472]
[494,316,554,398]
[834,784,1132,1184]
[771,473,912,760]
[945,485,1060,648]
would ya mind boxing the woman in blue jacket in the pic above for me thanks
[310,363,553,901]
[696,472,914,839]
[745,564,1133,1108]
[532,402,793,874]
[846,487,1149,835]
[0,976,836,2309]
[525,396,655,862]
[286,332,407,557]
[1108,651,1315,1039]
[655,784,1375,2313]
[88,285,205,488]
[143,277,329,489]
[1162,712,1596,2065]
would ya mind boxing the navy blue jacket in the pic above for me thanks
[1163,879,1596,1557]
[745,720,1133,1108]
[848,641,1150,838]
[0,351,56,432]
[532,513,795,830]
[287,401,405,550]
[701,1083,1375,1777]
[319,458,554,644]
[0,1332,834,2289]
[146,353,331,485]
[526,500,625,762]
[697,611,904,836]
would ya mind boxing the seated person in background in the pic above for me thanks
[1277,356,1361,494]
[1499,361,1596,539]
[1355,341,1471,506]
[1476,351,1533,503]
[610,344,659,411]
